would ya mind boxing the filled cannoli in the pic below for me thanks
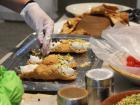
[50,39,90,53]
[20,54,77,80]
[20,64,77,80]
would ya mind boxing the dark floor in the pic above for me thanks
[0,21,33,58]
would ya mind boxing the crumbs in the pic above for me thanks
[80,62,91,68]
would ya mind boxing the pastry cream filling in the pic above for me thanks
[55,63,75,76]
[71,42,90,49]
[20,64,38,73]
[58,55,74,65]
[61,60,69,65]
[59,66,75,76]
[29,55,42,63]
[61,59,75,66]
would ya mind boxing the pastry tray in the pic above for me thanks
[1,33,103,92]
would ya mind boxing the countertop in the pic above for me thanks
[0,16,140,105]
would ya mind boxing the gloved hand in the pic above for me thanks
[20,2,54,55]
[0,66,24,105]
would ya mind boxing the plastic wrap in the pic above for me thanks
[102,24,140,61]
[90,24,140,76]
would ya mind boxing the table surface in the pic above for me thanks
[0,15,139,105]
[20,66,140,105]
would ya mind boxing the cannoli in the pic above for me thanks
[20,64,77,80]
[50,39,90,53]
[20,54,77,80]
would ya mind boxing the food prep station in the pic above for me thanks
[0,2,140,105]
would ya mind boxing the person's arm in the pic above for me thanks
[0,0,29,13]
[0,0,54,55]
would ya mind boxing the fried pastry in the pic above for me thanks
[74,15,111,37]
[60,17,81,34]
[60,4,129,37]
[107,12,129,24]
[61,15,111,38]
[20,54,77,80]
[42,54,77,68]
[90,4,118,15]
[50,39,90,53]
[90,4,129,24]
[20,64,77,80]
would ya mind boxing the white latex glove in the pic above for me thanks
[20,2,54,55]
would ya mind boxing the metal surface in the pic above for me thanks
[85,69,114,105]
[57,86,88,105]
[1,33,103,92]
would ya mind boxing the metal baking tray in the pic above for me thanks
[2,33,103,92]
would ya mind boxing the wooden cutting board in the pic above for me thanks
[21,93,57,105]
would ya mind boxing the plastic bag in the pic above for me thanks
[90,23,140,63]
[90,37,127,65]
[102,24,140,61]
[89,24,140,77]
[0,66,24,105]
